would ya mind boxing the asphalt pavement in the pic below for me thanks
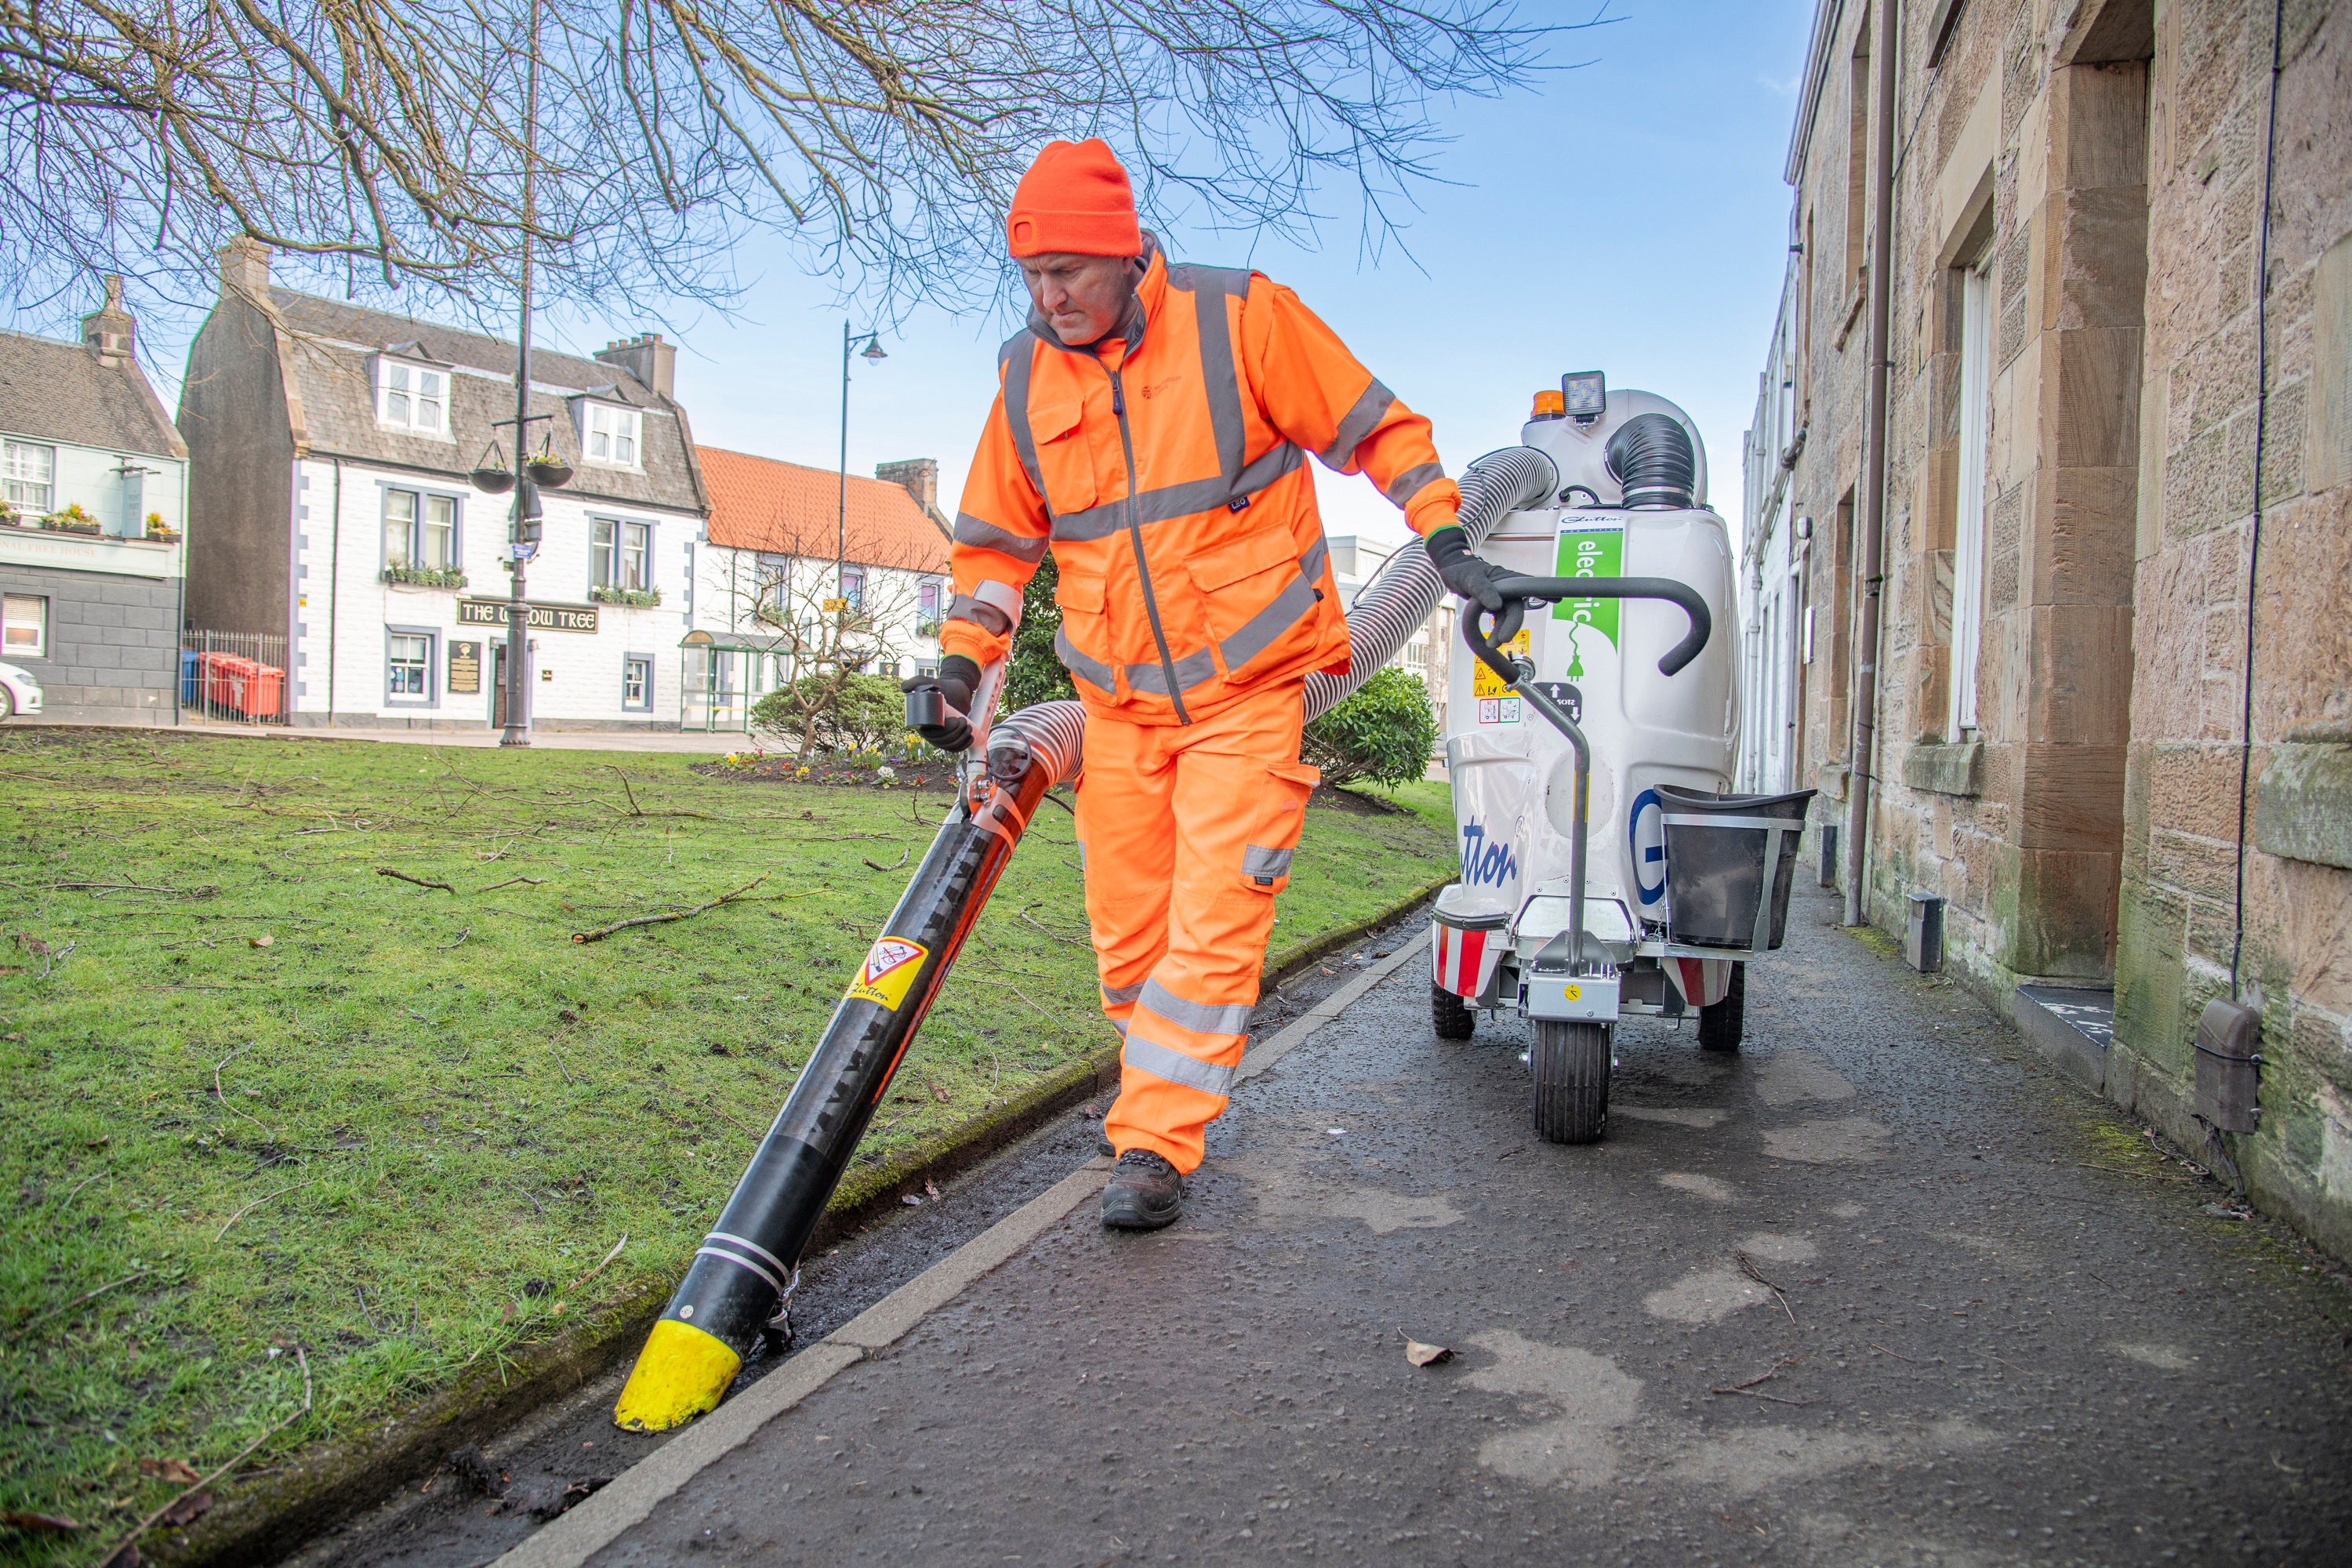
[296,884,2352,1566]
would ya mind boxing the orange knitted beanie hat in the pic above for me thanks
[1005,139,1142,258]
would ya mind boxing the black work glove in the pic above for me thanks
[1425,524,1512,614]
[902,654,981,753]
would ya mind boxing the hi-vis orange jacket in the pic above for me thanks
[943,243,1461,725]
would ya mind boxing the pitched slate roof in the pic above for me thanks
[264,289,706,515]
[0,328,186,460]
[698,445,950,573]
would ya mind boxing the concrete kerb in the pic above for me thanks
[142,878,1443,1568]
[492,927,1435,1568]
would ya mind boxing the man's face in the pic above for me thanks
[1018,252,1142,346]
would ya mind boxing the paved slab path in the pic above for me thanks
[416,883,2352,1566]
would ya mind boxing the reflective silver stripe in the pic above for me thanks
[706,1229,790,1276]
[1217,572,1319,676]
[1299,532,1329,583]
[954,511,1048,564]
[1102,979,1145,1005]
[1319,379,1396,470]
[1078,841,1088,871]
[1111,1017,1129,1037]
[1054,625,1116,690]
[695,1245,787,1297]
[1385,460,1447,508]
[1138,978,1254,1036]
[1121,1035,1236,1097]
[1000,333,1045,499]
[1047,443,1305,541]
[1165,262,1251,297]
[946,593,1011,637]
[1240,844,1294,878]
[1189,267,1249,485]
[973,578,1025,626]
[1125,644,1217,696]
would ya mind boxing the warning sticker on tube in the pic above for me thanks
[847,937,928,1010]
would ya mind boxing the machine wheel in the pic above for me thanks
[1698,962,1747,1052]
[1432,982,1475,1040]
[1531,1021,1610,1144]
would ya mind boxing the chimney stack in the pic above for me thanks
[876,458,939,514]
[594,332,676,400]
[82,274,134,367]
[216,237,272,304]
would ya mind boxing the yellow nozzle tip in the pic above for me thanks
[613,1317,742,1432]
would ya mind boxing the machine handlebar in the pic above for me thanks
[1462,575,1713,688]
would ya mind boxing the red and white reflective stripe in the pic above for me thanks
[1433,924,1496,999]
[1665,956,1733,1009]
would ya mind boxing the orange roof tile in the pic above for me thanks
[699,445,951,573]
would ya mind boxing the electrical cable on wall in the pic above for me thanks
[2228,0,2285,1002]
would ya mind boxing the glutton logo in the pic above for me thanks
[847,936,928,1011]
[1628,788,1667,906]
[1459,820,1520,887]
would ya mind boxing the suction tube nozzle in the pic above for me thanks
[613,446,1556,1430]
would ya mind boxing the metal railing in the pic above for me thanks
[179,630,293,726]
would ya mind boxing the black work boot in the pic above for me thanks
[1100,1149,1184,1231]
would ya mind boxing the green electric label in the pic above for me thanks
[1552,524,1626,673]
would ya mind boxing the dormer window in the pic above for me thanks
[377,359,446,435]
[583,401,642,468]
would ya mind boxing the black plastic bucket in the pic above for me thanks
[1658,786,1818,951]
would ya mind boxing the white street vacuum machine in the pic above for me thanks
[1430,372,1814,1144]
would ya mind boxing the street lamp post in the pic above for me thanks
[835,321,888,608]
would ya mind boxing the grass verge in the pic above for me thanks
[0,728,1452,1564]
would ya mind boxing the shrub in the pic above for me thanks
[1301,666,1438,788]
[751,672,906,753]
[1004,553,1077,710]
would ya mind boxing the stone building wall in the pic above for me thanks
[1760,0,2352,1258]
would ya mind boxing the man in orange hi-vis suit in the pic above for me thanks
[903,139,1512,1229]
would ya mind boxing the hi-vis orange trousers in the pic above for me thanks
[1077,678,1320,1173]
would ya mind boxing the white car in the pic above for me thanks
[0,660,42,720]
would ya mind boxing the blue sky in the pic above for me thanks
[107,2,1811,554]
[606,1,1815,554]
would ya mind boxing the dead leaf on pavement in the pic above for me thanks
[2,1511,82,1533]
[1397,1328,1453,1367]
[158,1491,212,1527]
[137,1458,201,1484]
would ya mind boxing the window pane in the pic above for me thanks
[416,372,443,431]
[918,581,941,615]
[424,495,456,568]
[385,491,416,567]
[588,424,609,459]
[622,522,649,589]
[591,519,614,586]
[616,413,637,465]
[623,659,648,706]
[2,593,45,655]
[389,633,429,696]
[842,568,865,609]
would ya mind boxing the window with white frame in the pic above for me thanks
[590,517,652,590]
[840,567,866,612]
[1950,256,1992,739]
[622,655,652,710]
[376,360,447,435]
[3,593,45,655]
[387,630,434,702]
[383,489,458,571]
[916,578,944,633]
[583,402,641,467]
[3,441,54,512]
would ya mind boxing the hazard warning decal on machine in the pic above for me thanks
[848,937,929,1010]
[1433,920,1506,1000]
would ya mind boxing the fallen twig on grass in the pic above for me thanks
[1737,1250,1798,1325]
[861,848,910,873]
[46,880,203,898]
[216,1179,316,1241]
[213,1044,272,1138]
[6,1269,151,1342]
[567,1233,628,1293]
[1036,788,1076,815]
[477,876,545,894]
[956,975,1055,1018]
[606,766,710,820]
[572,876,768,943]
[546,1044,576,1086]
[435,927,472,950]
[1018,902,1089,946]
[376,866,456,895]
[97,1348,310,1568]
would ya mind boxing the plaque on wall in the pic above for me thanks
[448,640,482,695]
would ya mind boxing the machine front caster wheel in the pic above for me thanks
[1432,982,1476,1040]
[1698,961,1747,1052]
[1532,1020,1610,1144]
